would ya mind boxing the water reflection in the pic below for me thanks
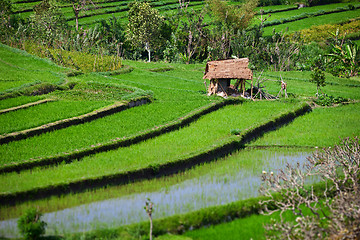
[0,148,313,237]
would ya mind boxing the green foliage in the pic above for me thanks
[295,20,360,43]
[310,67,326,95]
[327,40,359,78]
[28,0,69,47]
[126,1,164,62]
[0,0,12,34]
[313,93,347,106]
[24,42,122,72]
[206,0,259,60]
[231,27,303,71]
[230,129,241,135]
[207,0,258,33]
[17,208,47,240]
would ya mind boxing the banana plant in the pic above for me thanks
[327,42,359,77]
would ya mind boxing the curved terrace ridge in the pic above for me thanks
[0,99,241,174]
[0,97,151,145]
[0,103,311,205]
[0,98,56,114]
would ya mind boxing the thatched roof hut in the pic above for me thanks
[203,58,253,97]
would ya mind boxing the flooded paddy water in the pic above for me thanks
[0,147,314,237]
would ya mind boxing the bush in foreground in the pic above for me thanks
[18,208,47,240]
[260,136,360,239]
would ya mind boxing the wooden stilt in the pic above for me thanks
[250,77,253,99]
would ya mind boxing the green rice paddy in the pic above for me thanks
[0,101,301,194]
[1,1,360,238]
[250,102,360,147]
[263,8,360,35]
[0,95,44,110]
[0,147,313,237]
[0,100,111,134]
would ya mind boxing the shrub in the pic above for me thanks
[296,20,360,43]
[310,67,326,95]
[230,129,241,135]
[260,136,360,239]
[18,208,47,240]
[23,41,122,73]
[313,93,347,106]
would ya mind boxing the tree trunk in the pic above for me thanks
[149,217,153,240]
[73,4,80,31]
[186,30,192,64]
[145,42,151,62]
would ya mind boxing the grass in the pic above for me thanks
[256,71,360,100]
[0,61,211,165]
[249,102,360,147]
[0,44,67,93]
[0,101,302,194]
[183,210,297,240]
[184,213,272,240]
[0,95,45,110]
[0,100,111,134]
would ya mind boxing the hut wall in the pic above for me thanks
[217,79,230,93]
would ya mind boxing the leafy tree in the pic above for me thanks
[327,42,359,78]
[176,8,207,64]
[18,208,47,240]
[206,0,259,60]
[310,67,326,96]
[29,0,68,46]
[0,0,12,31]
[0,0,22,41]
[99,15,126,56]
[207,0,258,34]
[126,1,164,62]
[326,29,359,78]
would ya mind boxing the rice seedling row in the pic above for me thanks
[0,65,210,165]
[0,100,112,135]
[0,147,312,221]
[250,102,360,147]
[0,101,308,196]
[252,2,360,26]
[0,98,55,114]
[0,95,45,110]
[263,8,360,35]
[0,44,68,93]
[0,99,238,173]
[0,148,312,238]
[75,1,204,27]
[183,208,297,240]
[0,99,150,144]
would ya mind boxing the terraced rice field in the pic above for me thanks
[1,2,360,236]
[10,0,360,32]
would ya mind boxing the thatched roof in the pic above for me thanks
[203,58,253,80]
